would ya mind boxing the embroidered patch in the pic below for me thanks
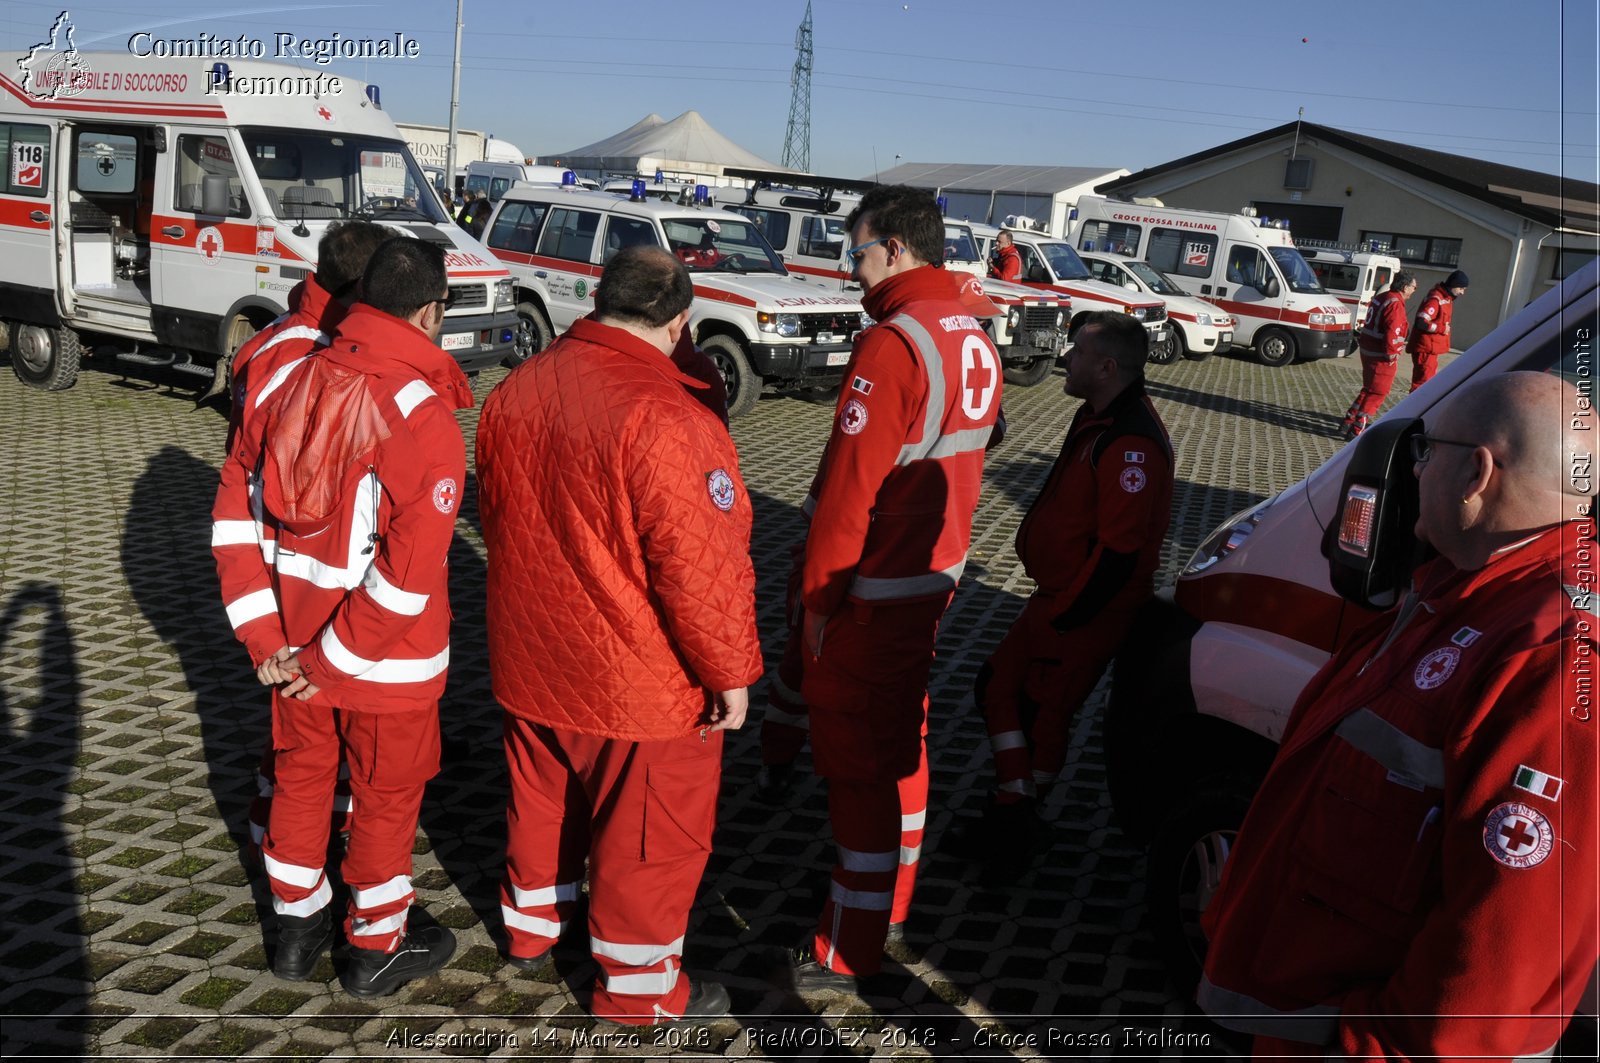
[1413,646,1460,690]
[1124,450,1145,463]
[852,376,874,395]
[1513,765,1564,803]
[1451,626,1482,647]
[1483,802,1553,869]
[706,468,735,512]
[840,398,869,435]
[432,478,458,514]
[1119,466,1147,493]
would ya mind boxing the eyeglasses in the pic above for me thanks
[845,237,890,264]
[431,290,456,311]
[1409,433,1482,464]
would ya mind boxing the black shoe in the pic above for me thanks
[788,943,856,996]
[674,979,731,1021]
[883,921,906,945]
[273,906,333,981]
[503,945,551,971]
[754,762,795,805]
[340,923,457,998]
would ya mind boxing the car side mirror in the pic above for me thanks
[1321,416,1431,610]
[201,174,231,217]
[1259,275,1280,299]
[1028,265,1050,283]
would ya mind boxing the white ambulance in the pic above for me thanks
[974,223,1174,360]
[1297,240,1404,353]
[714,170,1067,387]
[1070,194,1353,366]
[482,183,866,418]
[0,51,516,392]
[1103,256,1600,1003]
[1077,250,1235,363]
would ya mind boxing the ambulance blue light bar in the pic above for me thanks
[561,170,577,187]
[365,84,381,109]
[631,179,646,201]
[654,170,665,184]
[936,195,948,215]
[694,185,710,205]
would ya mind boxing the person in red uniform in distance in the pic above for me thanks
[1199,371,1597,1060]
[1341,270,1416,439]
[989,229,1022,282]
[476,246,762,1026]
[782,185,1003,994]
[223,220,393,854]
[213,238,471,996]
[967,311,1173,880]
[1406,269,1468,393]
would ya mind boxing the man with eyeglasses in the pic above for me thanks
[214,237,473,997]
[767,184,1003,995]
[1198,371,1597,1058]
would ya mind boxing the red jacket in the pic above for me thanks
[989,244,1022,282]
[1199,524,1598,1060]
[1406,283,1456,357]
[1014,379,1173,607]
[476,317,763,741]
[801,266,1003,615]
[1357,288,1409,362]
[226,277,345,454]
[212,305,472,712]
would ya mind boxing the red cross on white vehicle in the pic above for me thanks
[195,226,223,265]
[316,105,333,122]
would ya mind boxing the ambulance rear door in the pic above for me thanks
[150,126,260,354]
[0,119,62,324]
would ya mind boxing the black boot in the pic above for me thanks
[273,905,333,981]
[753,762,795,805]
[340,921,457,998]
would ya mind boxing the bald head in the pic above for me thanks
[1416,371,1585,567]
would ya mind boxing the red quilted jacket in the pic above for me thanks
[476,317,763,740]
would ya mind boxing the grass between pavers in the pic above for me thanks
[178,975,250,1008]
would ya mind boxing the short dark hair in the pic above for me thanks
[594,246,693,328]
[1392,270,1417,292]
[1076,310,1148,378]
[845,184,943,267]
[361,237,448,320]
[315,221,391,298]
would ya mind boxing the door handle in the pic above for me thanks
[29,210,49,224]
[162,225,186,238]
[534,270,547,278]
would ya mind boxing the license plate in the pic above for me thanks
[826,350,850,367]
[1220,332,1233,343]
[815,331,836,343]
[442,333,474,351]
[1153,329,1169,342]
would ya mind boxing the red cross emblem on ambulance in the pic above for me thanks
[316,105,333,122]
[195,226,224,266]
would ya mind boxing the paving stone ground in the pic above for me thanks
[0,342,1416,1060]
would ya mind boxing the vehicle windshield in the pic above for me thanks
[240,127,450,224]
[662,216,786,274]
[1269,245,1327,294]
[1039,241,1092,281]
[943,224,980,263]
[1122,259,1187,296]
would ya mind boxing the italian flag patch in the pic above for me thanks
[1513,765,1563,802]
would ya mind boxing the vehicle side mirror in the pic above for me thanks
[201,174,231,217]
[1124,281,1139,292]
[1259,274,1280,299]
[1321,416,1431,610]
[1028,264,1050,283]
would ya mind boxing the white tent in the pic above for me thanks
[551,110,784,185]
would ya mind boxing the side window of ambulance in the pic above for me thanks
[536,208,601,263]
[1226,245,1266,288]
[736,207,790,252]
[486,201,548,255]
[1373,266,1393,291]
[489,177,511,202]
[173,135,249,218]
[1079,220,1141,256]
[798,215,840,259]
[1016,243,1046,281]
[1148,227,1215,279]
[0,123,50,197]
[602,217,661,263]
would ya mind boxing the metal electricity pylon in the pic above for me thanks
[781,1,813,172]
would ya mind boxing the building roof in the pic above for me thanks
[555,110,780,172]
[1100,121,1600,233]
[867,161,1123,195]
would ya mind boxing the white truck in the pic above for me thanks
[481,183,866,417]
[1070,194,1352,366]
[1297,241,1404,354]
[715,168,1067,387]
[0,51,517,392]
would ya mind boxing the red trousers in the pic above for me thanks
[1409,349,1439,392]
[249,748,352,850]
[261,692,439,952]
[500,718,721,1024]
[1346,354,1398,420]
[803,595,949,977]
[981,593,1138,803]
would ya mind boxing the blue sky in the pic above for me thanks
[4,0,1595,183]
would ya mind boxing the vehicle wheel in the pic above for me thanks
[1254,327,1297,367]
[1177,328,1209,363]
[1147,332,1180,365]
[1002,357,1053,387]
[701,334,761,418]
[206,312,264,402]
[9,322,82,391]
[1146,775,1258,998]
[507,301,553,366]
